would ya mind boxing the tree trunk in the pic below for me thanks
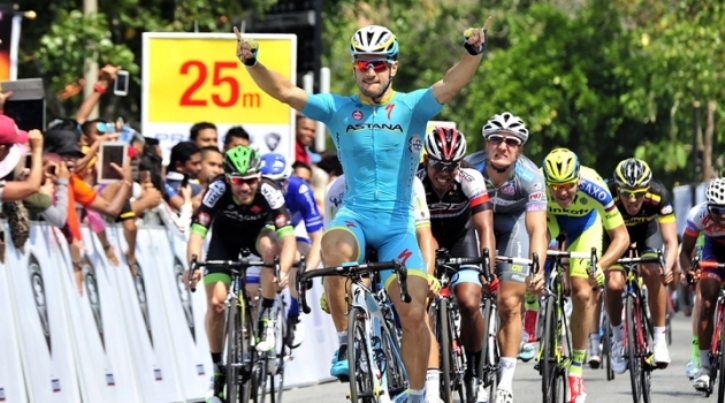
[703,99,717,181]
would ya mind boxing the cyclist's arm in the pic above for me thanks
[245,63,309,111]
[431,52,483,104]
[278,231,297,277]
[187,231,204,267]
[679,232,698,272]
[415,225,435,276]
[601,224,630,269]
[306,229,323,271]
[525,210,548,270]
[661,220,678,274]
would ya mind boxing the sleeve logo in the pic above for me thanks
[274,214,287,227]
[199,212,211,226]
[202,181,226,207]
[261,182,285,209]
[660,205,673,215]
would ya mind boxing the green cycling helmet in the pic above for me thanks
[224,145,262,177]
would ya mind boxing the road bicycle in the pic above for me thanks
[190,249,300,403]
[615,246,666,403]
[297,258,411,403]
[537,234,597,403]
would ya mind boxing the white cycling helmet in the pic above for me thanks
[424,126,467,163]
[707,178,725,205]
[481,112,529,144]
[349,25,399,60]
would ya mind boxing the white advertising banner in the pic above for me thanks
[0,246,27,403]
[6,224,80,402]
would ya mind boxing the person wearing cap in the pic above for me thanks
[0,115,45,201]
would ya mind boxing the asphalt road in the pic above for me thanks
[283,313,700,402]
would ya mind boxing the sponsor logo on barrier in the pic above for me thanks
[197,364,206,376]
[154,367,163,381]
[83,261,106,351]
[51,378,61,392]
[28,255,52,355]
[106,373,115,386]
[0,387,5,401]
[134,264,154,346]
[174,257,196,341]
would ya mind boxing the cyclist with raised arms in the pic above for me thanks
[235,19,489,401]
[681,178,725,391]
[603,158,675,372]
[542,148,629,403]
[257,152,324,349]
[465,112,547,403]
[184,146,297,403]
[417,127,499,402]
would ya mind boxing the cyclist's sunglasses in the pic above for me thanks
[227,175,259,185]
[487,135,522,147]
[352,60,390,72]
[548,181,578,192]
[429,159,459,172]
[709,205,725,216]
[619,188,648,199]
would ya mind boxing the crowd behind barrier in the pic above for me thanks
[0,222,338,403]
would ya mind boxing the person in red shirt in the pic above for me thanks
[294,114,316,165]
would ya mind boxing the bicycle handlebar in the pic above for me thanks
[296,259,411,315]
[435,247,493,282]
[689,255,725,285]
[547,247,598,280]
[189,252,300,292]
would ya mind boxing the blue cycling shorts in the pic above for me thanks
[327,204,427,288]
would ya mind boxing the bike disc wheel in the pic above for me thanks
[438,298,453,403]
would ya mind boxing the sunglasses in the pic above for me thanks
[352,60,390,72]
[227,175,259,186]
[709,205,725,216]
[429,159,460,172]
[619,188,648,199]
[548,181,578,192]
[487,135,522,147]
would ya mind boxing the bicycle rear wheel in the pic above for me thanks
[381,318,408,399]
[348,307,376,403]
[541,297,560,403]
[479,298,498,403]
[266,303,288,403]
[626,295,643,403]
[640,298,653,403]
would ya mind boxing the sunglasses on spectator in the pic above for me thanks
[227,175,259,185]
[352,60,390,72]
[487,135,522,147]
[548,181,578,192]
[709,205,725,216]
[429,159,460,172]
[619,188,648,199]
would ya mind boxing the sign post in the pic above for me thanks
[142,33,297,164]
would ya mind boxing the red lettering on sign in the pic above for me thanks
[211,62,240,107]
[180,61,207,106]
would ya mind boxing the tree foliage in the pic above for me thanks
[17,0,725,187]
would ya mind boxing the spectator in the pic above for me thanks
[165,141,203,209]
[138,153,193,236]
[295,114,317,165]
[223,126,251,152]
[317,152,343,183]
[37,158,70,228]
[198,146,224,185]
[291,161,312,183]
[80,119,111,146]
[190,122,218,148]
[144,137,163,160]
[0,115,44,201]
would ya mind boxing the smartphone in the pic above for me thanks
[48,165,56,176]
[114,70,129,97]
[98,142,128,183]
[181,174,190,188]
[24,153,31,170]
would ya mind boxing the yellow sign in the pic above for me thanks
[145,35,293,124]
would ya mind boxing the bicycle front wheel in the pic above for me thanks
[348,307,377,403]
[225,302,242,403]
[479,298,498,403]
[626,295,643,403]
[602,311,614,381]
[437,298,453,403]
[718,303,725,403]
[541,297,560,403]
